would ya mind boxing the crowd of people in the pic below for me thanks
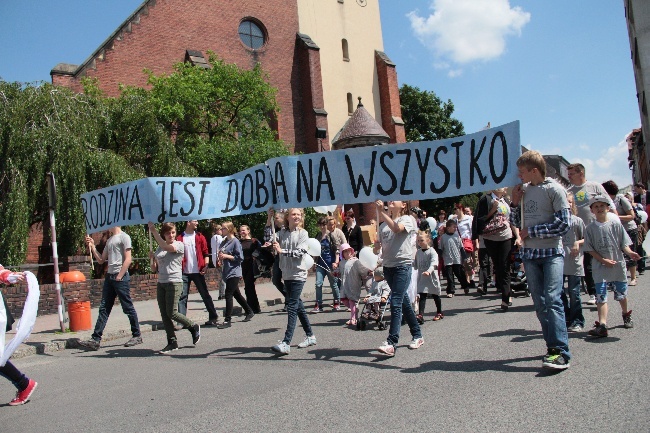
[2,150,646,405]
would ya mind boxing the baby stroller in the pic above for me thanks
[357,294,391,331]
[509,245,530,297]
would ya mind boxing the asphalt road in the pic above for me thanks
[2,280,649,432]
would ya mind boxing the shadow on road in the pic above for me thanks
[401,355,543,374]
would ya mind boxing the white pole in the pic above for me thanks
[49,209,65,332]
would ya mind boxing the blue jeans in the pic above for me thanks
[562,275,584,327]
[283,280,313,344]
[315,266,339,308]
[384,265,421,348]
[92,273,140,341]
[523,255,571,360]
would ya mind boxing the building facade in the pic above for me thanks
[624,0,650,186]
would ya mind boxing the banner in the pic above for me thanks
[81,121,521,234]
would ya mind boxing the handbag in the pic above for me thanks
[482,212,509,235]
[462,237,474,253]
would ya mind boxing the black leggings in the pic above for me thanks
[484,238,512,303]
[0,360,29,391]
[224,277,253,322]
[419,293,442,315]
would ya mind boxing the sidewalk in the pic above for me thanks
[8,275,322,360]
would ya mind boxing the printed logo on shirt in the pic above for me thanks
[574,191,588,207]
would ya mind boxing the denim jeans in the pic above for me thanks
[315,266,339,308]
[523,255,571,360]
[282,279,313,344]
[384,265,421,348]
[157,282,194,343]
[92,273,140,341]
[178,273,219,321]
[561,275,585,327]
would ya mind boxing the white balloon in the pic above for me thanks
[306,238,321,256]
[302,254,314,269]
[638,210,648,224]
[607,212,621,224]
[313,205,338,215]
[358,246,378,271]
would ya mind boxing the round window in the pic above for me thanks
[238,20,266,50]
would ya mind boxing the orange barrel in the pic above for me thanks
[68,301,92,331]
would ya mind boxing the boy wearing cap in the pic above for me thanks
[583,195,640,337]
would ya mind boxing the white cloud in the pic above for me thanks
[574,137,633,188]
[408,0,530,74]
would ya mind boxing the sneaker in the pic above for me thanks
[217,321,232,329]
[8,379,37,406]
[588,321,608,338]
[542,348,570,370]
[77,338,100,351]
[160,341,178,354]
[629,279,637,286]
[567,323,584,332]
[623,310,634,328]
[124,336,143,347]
[377,341,395,356]
[311,305,321,313]
[204,319,219,326]
[586,295,597,305]
[297,335,317,348]
[433,313,444,321]
[416,314,424,325]
[332,303,341,311]
[271,341,291,355]
[243,313,254,322]
[408,337,424,350]
[190,324,201,345]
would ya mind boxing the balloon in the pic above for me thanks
[306,238,321,256]
[358,246,378,271]
[302,254,314,269]
[313,205,338,215]
[638,210,648,224]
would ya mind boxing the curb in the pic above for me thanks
[10,296,293,361]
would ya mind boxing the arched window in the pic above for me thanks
[342,39,349,61]
[347,93,353,115]
[238,19,266,50]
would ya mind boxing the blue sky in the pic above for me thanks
[0,0,640,188]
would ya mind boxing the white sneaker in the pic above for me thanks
[587,295,596,305]
[271,341,290,355]
[377,341,395,356]
[297,335,317,348]
[408,337,424,349]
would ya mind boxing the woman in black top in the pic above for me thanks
[239,225,262,314]
[342,210,363,255]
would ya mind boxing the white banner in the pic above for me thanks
[81,121,520,233]
[0,272,40,366]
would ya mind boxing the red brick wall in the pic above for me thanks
[51,0,304,152]
[375,51,406,144]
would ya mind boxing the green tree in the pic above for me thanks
[145,53,289,177]
[400,84,464,142]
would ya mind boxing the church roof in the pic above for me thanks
[331,98,389,149]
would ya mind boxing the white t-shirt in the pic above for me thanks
[183,232,199,273]
[211,234,223,265]
[457,215,473,240]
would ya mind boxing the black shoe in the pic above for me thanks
[500,302,509,311]
[542,348,570,370]
[588,321,608,338]
[190,324,201,345]
[204,319,219,326]
[243,313,254,322]
[160,341,178,354]
[217,321,232,329]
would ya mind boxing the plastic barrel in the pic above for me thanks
[68,301,92,331]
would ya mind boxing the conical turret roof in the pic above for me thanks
[332,97,390,149]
